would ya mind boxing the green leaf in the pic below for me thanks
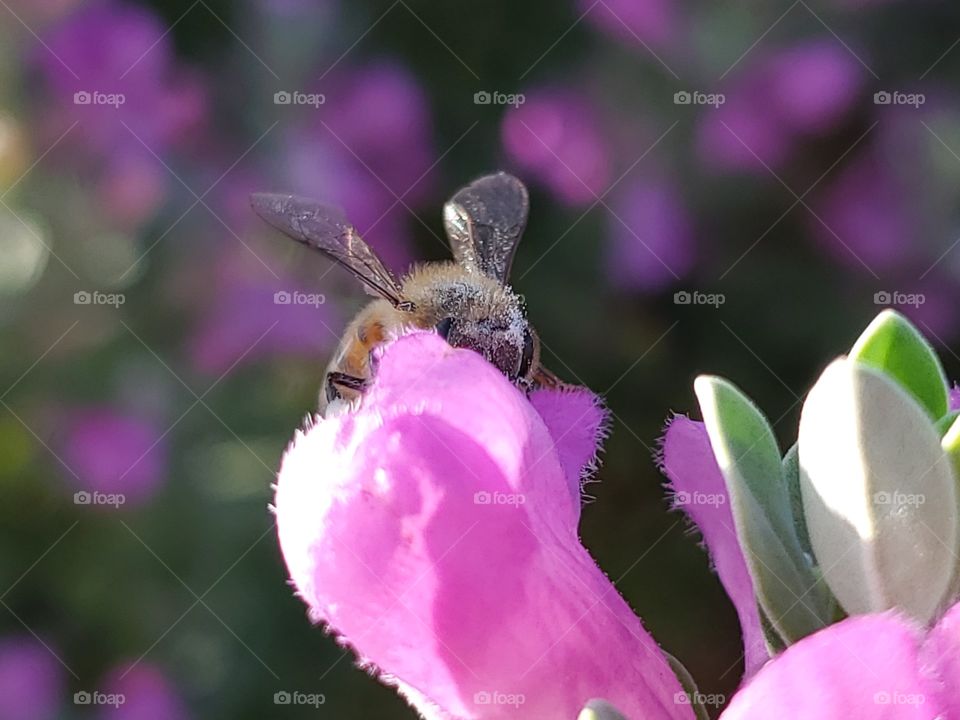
[799,359,959,623]
[694,376,833,644]
[781,443,812,559]
[850,309,948,419]
[936,410,960,438]
[663,652,710,720]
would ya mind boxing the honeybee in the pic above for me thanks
[251,172,568,413]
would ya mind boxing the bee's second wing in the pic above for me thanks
[443,172,529,284]
[251,193,405,306]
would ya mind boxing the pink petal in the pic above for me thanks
[276,333,691,720]
[528,386,608,514]
[658,415,768,678]
[921,600,960,715]
[721,614,945,719]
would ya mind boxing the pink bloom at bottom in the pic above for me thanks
[722,603,960,718]
[275,333,691,719]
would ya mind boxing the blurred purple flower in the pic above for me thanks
[275,332,691,719]
[283,60,436,271]
[604,179,695,293]
[950,384,960,412]
[886,277,960,344]
[33,0,207,226]
[502,89,611,206]
[721,604,960,718]
[578,0,678,50]
[659,416,768,679]
[0,636,64,720]
[697,41,864,173]
[99,663,189,720]
[188,255,340,376]
[807,146,912,274]
[60,405,166,507]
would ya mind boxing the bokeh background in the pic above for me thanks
[1,0,960,717]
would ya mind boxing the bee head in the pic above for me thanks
[431,300,538,385]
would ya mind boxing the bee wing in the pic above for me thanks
[250,193,406,307]
[442,172,529,284]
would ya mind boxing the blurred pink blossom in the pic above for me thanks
[33,0,207,227]
[604,179,695,293]
[807,145,913,274]
[283,60,436,271]
[60,405,167,507]
[579,0,679,50]
[99,663,190,720]
[502,89,612,206]
[187,248,340,376]
[0,636,64,720]
[275,332,691,719]
[697,41,864,173]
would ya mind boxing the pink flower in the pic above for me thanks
[60,405,167,507]
[275,332,692,719]
[501,89,611,206]
[0,635,65,720]
[98,662,190,720]
[658,416,768,679]
[722,603,960,718]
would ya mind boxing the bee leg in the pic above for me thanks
[325,372,370,403]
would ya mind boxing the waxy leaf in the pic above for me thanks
[799,358,959,623]
[695,376,833,644]
[850,310,948,419]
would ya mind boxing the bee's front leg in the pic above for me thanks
[325,371,370,403]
